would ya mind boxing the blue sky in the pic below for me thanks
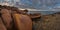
[0,0,60,9]
[0,0,60,15]
[0,0,60,8]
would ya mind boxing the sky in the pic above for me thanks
[23,0,59,10]
[0,0,60,15]
[0,0,60,9]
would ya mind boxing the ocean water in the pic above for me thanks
[29,11,58,15]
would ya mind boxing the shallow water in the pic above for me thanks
[28,11,58,15]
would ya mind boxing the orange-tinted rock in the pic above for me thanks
[1,9,13,30]
[0,17,7,30]
[12,14,32,30]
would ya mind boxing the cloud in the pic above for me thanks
[15,0,20,2]
[4,0,10,1]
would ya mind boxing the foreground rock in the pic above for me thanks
[0,5,32,30]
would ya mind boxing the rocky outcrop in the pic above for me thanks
[0,5,32,30]
[0,5,60,30]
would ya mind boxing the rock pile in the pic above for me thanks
[0,5,32,30]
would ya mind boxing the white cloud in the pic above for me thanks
[15,0,20,2]
[4,0,10,1]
